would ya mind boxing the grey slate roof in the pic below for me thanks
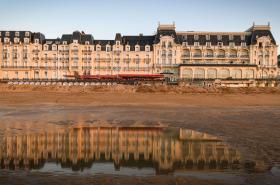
[0,31,45,43]
[61,31,94,44]
[0,26,277,48]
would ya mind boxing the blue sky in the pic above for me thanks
[1,0,279,49]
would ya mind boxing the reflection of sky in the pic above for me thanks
[32,162,155,176]
[1,0,279,52]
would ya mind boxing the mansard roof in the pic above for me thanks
[0,31,45,43]
[0,24,276,47]
[122,35,155,51]
[61,31,94,44]
[250,29,276,45]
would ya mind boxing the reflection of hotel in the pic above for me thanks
[0,127,241,173]
[0,23,278,81]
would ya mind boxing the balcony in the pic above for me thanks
[205,55,214,58]
[217,55,225,58]
[59,66,69,70]
[82,49,92,52]
[193,55,202,58]
[123,59,131,63]
[82,66,92,70]
[59,50,69,53]
[71,66,79,69]
[229,55,238,58]
[181,54,190,58]
[82,58,92,61]
[0,65,31,69]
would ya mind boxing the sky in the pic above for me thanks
[1,0,280,51]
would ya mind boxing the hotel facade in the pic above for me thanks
[0,23,279,81]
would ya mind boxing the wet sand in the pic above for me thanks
[0,87,280,185]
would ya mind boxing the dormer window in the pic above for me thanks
[35,39,39,44]
[116,41,120,45]
[96,45,101,51]
[4,38,10,43]
[106,45,111,52]
[206,35,210,40]
[25,32,30,37]
[14,38,19,43]
[73,40,78,44]
[52,45,57,51]
[126,45,130,52]
[24,38,29,44]
[194,35,199,40]
[217,35,222,41]
[15,32,19,37]
[5,32,10,37]
[63,41,67,45]
[135,45,140,52]
[145,45,150,52]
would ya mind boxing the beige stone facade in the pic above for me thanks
[0,23,278,81]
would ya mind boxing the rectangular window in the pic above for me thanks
[106,46,111,52]
[145,46,150,52]
[182,42,188,47]
[24,38,29,44]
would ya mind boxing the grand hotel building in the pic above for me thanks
[0,23,279,81]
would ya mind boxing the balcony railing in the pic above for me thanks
[0,65,31,69]
[205,55,214,58]
[217,55,225,58]
[82,66,92,69]
[181,54,190,58]
[82,50,92,52]
[193,55,202,58]
[229,55,238,58]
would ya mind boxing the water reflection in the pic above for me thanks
[0,126,241,175]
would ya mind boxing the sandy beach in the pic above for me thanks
[0,84,280,185]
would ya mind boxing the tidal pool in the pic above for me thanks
[0,126,242,176]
